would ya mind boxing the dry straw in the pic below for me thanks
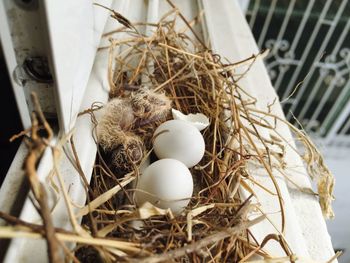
[0,3,336,263]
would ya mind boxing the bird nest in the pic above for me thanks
[0,5,336,263]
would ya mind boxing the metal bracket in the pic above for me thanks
[22,56,53,84]
[13,56,53,86]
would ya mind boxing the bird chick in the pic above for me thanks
[97,98,135,151]
[131,87,172,126]
[97,87,171,175]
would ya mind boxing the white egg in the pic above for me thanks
[153,120,205,168]
[135,159,193,214]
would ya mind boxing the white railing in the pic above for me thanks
[245,0,350,145]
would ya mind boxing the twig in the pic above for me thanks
[23,93,62,263]
[137,215,265,263]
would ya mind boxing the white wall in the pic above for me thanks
[237,0,250,13]
[324,148,350,263]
